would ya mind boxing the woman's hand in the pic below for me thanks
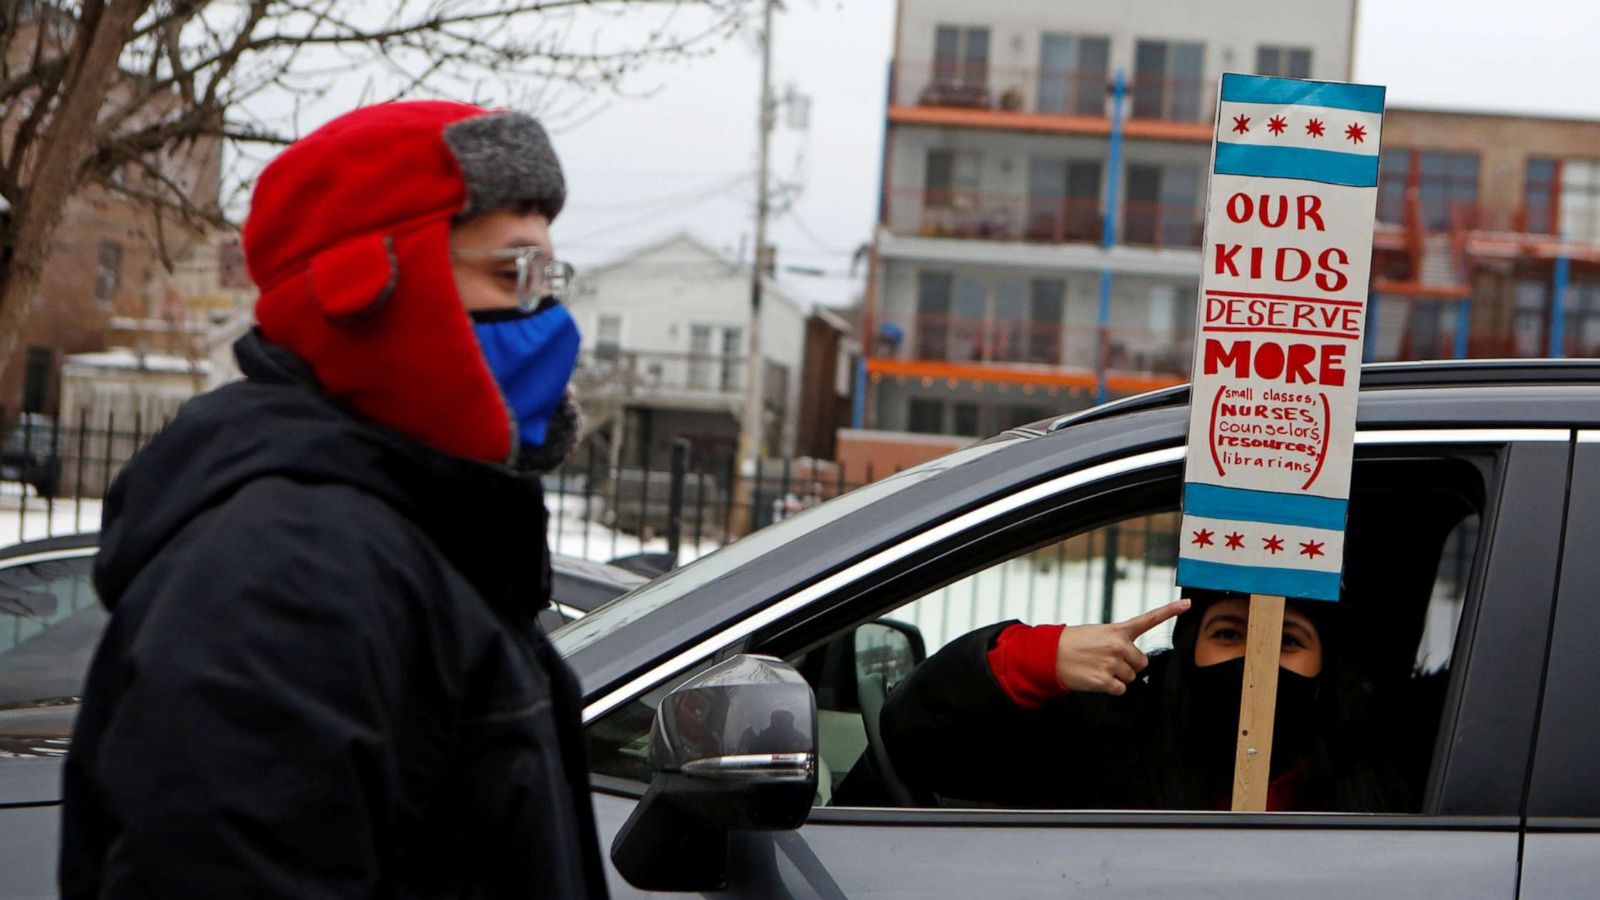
[1055,598,1191,696]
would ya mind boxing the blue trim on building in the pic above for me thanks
[1184,483,1348,531]
[1220,73,1386,114]
[1177,558,1342,602]
[1214,142,1379,187]
[1095,68,1127,406]
[1551,256,1571,357]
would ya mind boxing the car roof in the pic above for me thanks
[0,532,644,612]
[565,363,1600,695]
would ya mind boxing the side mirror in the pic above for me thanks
[610,654,818,892]
[853,618,926,692]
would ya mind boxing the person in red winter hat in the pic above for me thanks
[60,101,609,899]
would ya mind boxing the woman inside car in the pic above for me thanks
[878,591,1409,812]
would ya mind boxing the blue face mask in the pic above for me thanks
[470,299,581,450]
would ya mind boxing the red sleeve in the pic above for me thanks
[986,623,1068,709]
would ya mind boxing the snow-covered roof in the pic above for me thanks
[63,349,211,375]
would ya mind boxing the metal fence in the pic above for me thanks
[0,414,884,573]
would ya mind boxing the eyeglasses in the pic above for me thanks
[451,245,577,311]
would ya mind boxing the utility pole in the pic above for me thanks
[736,0,776,531]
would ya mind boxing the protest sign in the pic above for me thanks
[1177,73,1385,603]
[1174,73,1385,810]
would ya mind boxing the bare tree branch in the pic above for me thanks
[0,0,760,383]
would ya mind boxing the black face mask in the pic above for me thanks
[1188,656,1320,776]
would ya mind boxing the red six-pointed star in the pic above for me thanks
[1192,528,1215,548]
[1299,540,1326,559]
[1263,535,1286,554]
[1305,118,1326,138]
[1231,114,1251,134]
[1345,122,1368,143]
[1224,532,1245,550]
[1267,115,1288,136]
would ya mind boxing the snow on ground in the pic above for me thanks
[0,485,720,567]
[0,483,103,548]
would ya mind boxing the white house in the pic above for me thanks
[565,231,812,473]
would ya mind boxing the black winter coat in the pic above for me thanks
[880,621,1178,810]
[60,332,608,899]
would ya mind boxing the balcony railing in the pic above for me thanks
[574,348,791,408]
[909,314,1193,378]
[889,188,1103,244]
[1128,74,1209,123]
[894,61,1111,117]
[1121,200,1202,249]
[893,61,1215,125]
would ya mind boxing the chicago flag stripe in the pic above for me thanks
[1177,514,1344,573]
[1215,100,1382,156]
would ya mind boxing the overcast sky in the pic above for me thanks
[545,0,1600,309]
[245,1,1600,310]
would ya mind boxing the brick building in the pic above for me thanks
[1368,108,1600,361]
[2,4,226,420]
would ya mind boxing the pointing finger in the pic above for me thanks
[1116,598,1191,638]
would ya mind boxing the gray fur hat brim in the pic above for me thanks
[443,111,566,222]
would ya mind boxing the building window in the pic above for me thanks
[916,272,1069,366]
[1377,149,1411,225]
[720,326,743,392]
[1037,34,1109,116]
[1123,164,1201,247]
[95,240,123,304]
[687,324,743,391]
[1514,280,1549,357]
[1256,45,1312,78]
[1558,159,1600,243]
[1025,159,1101,243]
[1405,301,1457,360]
[1417,152,1479,230]
[924,149,981,209]
[915,272,953,359]
[1027,279,1065,365]
[907,398,944,434]
[928,25,990,107]
[22,346,52,414]
[915,272,986,362]
[1524,158,1558,235]
[1565,281,1600,357]
[595,313,623,360]
[1131,40,1204,122]
[951,402,980,437]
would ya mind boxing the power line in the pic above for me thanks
[556,175,752,245]
[783,210,859,257]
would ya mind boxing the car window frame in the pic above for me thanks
[1524,430,1600,827]
[584,429,1570,830]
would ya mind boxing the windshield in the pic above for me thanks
[550,434,1027,656]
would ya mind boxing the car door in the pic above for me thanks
[584,430,1569,899]
[1518,430,1600,898]
[0,545,101,899]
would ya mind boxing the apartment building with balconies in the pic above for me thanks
[861,0,1358,440]
[1367,108,1600,363]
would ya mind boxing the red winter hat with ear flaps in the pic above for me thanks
[244,100,567,463]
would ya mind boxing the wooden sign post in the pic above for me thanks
[1175,74,1386,812]
[1231,593,1285,811]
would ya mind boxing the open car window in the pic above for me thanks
[584,446,1493,817]
[790,453,1486,812]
